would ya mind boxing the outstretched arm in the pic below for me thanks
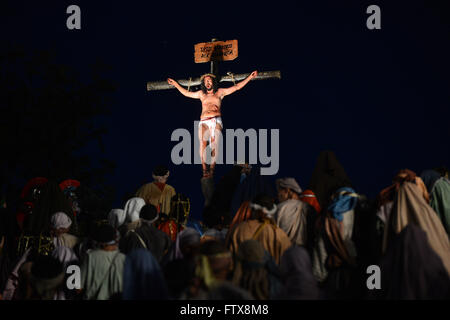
[220,70,258,97]
[167,78,201,99]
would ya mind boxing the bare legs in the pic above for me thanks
[198,123,222,178]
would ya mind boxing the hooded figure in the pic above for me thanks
[379,224,450,299]
[231,239,283,300]
[308,151,352,210]
[312,187,359,298]
[119,204,171,262]
[277,245,321,300]
[161,227,201,267]
[227,194,292,265]
[382,180,450,275]
[108,209,126,230]
[124,197,146,223]
[275,178,314,247]
[135,165,176,215]
[122,249,169,300]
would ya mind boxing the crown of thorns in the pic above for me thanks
[200,73,216,81]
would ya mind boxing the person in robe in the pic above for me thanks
[80,224,126,300]
[299,189,321,214]
[308,151,353,210]
[182,239,235,299]
[311,187,360,299]
[231,239,283,300]
[50,212,79,249]
[25,255,65,300]
[378,224,450,299]
[167,72,258,178]
[381,171,450,276]
[274,178,315,248]
[122,249,169,300]
[276,245,321,300]
[421,169,450,235]
[161,227,201,267]
[227,194,292,265]
[162,227,202,299]
[51,246,79,300]
[201,205,229,243]
[119,203,171,262]
[135,165,176,215]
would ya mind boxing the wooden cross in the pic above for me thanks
[146,38,281,92]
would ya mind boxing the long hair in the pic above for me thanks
[201,76,219,94]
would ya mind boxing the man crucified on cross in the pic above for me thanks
[167,71,258,178]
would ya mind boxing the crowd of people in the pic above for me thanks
[0,151,449,300]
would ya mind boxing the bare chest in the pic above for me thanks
[200,92,222,108]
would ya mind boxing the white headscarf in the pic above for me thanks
[50,212,72,229]
[124,197,146,222]
[108,209,126,229]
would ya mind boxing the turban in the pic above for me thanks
[50,212,72,229]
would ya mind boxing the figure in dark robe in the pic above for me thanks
[119,204,171,262]
[308,151,352,210]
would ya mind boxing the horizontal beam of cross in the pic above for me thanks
[146,70,281,91]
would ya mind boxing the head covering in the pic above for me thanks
[420,169,442,193]
[299,190,321,213]
[380,224,450,299]
[278,245,320,299]
[250,193,277,218]
[308,151,352,209]
[378,169,430,207]
[276,178,302,194]
[227,201,252,236]
[122,249,169,300]
[50,212,72,229]
[382,181,450,275]
[108,209,126,229]
[20,177,48,199]
[124,197,146,223]
[231,240,282,300]
[327,187,359,222]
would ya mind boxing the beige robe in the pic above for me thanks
[383,182,450,275]
[275,199,309,246]
[228,219,292,265]
[136,182,176,215]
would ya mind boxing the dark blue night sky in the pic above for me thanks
[3,1,449,220]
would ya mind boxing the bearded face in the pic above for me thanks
[201,76,218,93]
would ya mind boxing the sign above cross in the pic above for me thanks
[146,38,281,91]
